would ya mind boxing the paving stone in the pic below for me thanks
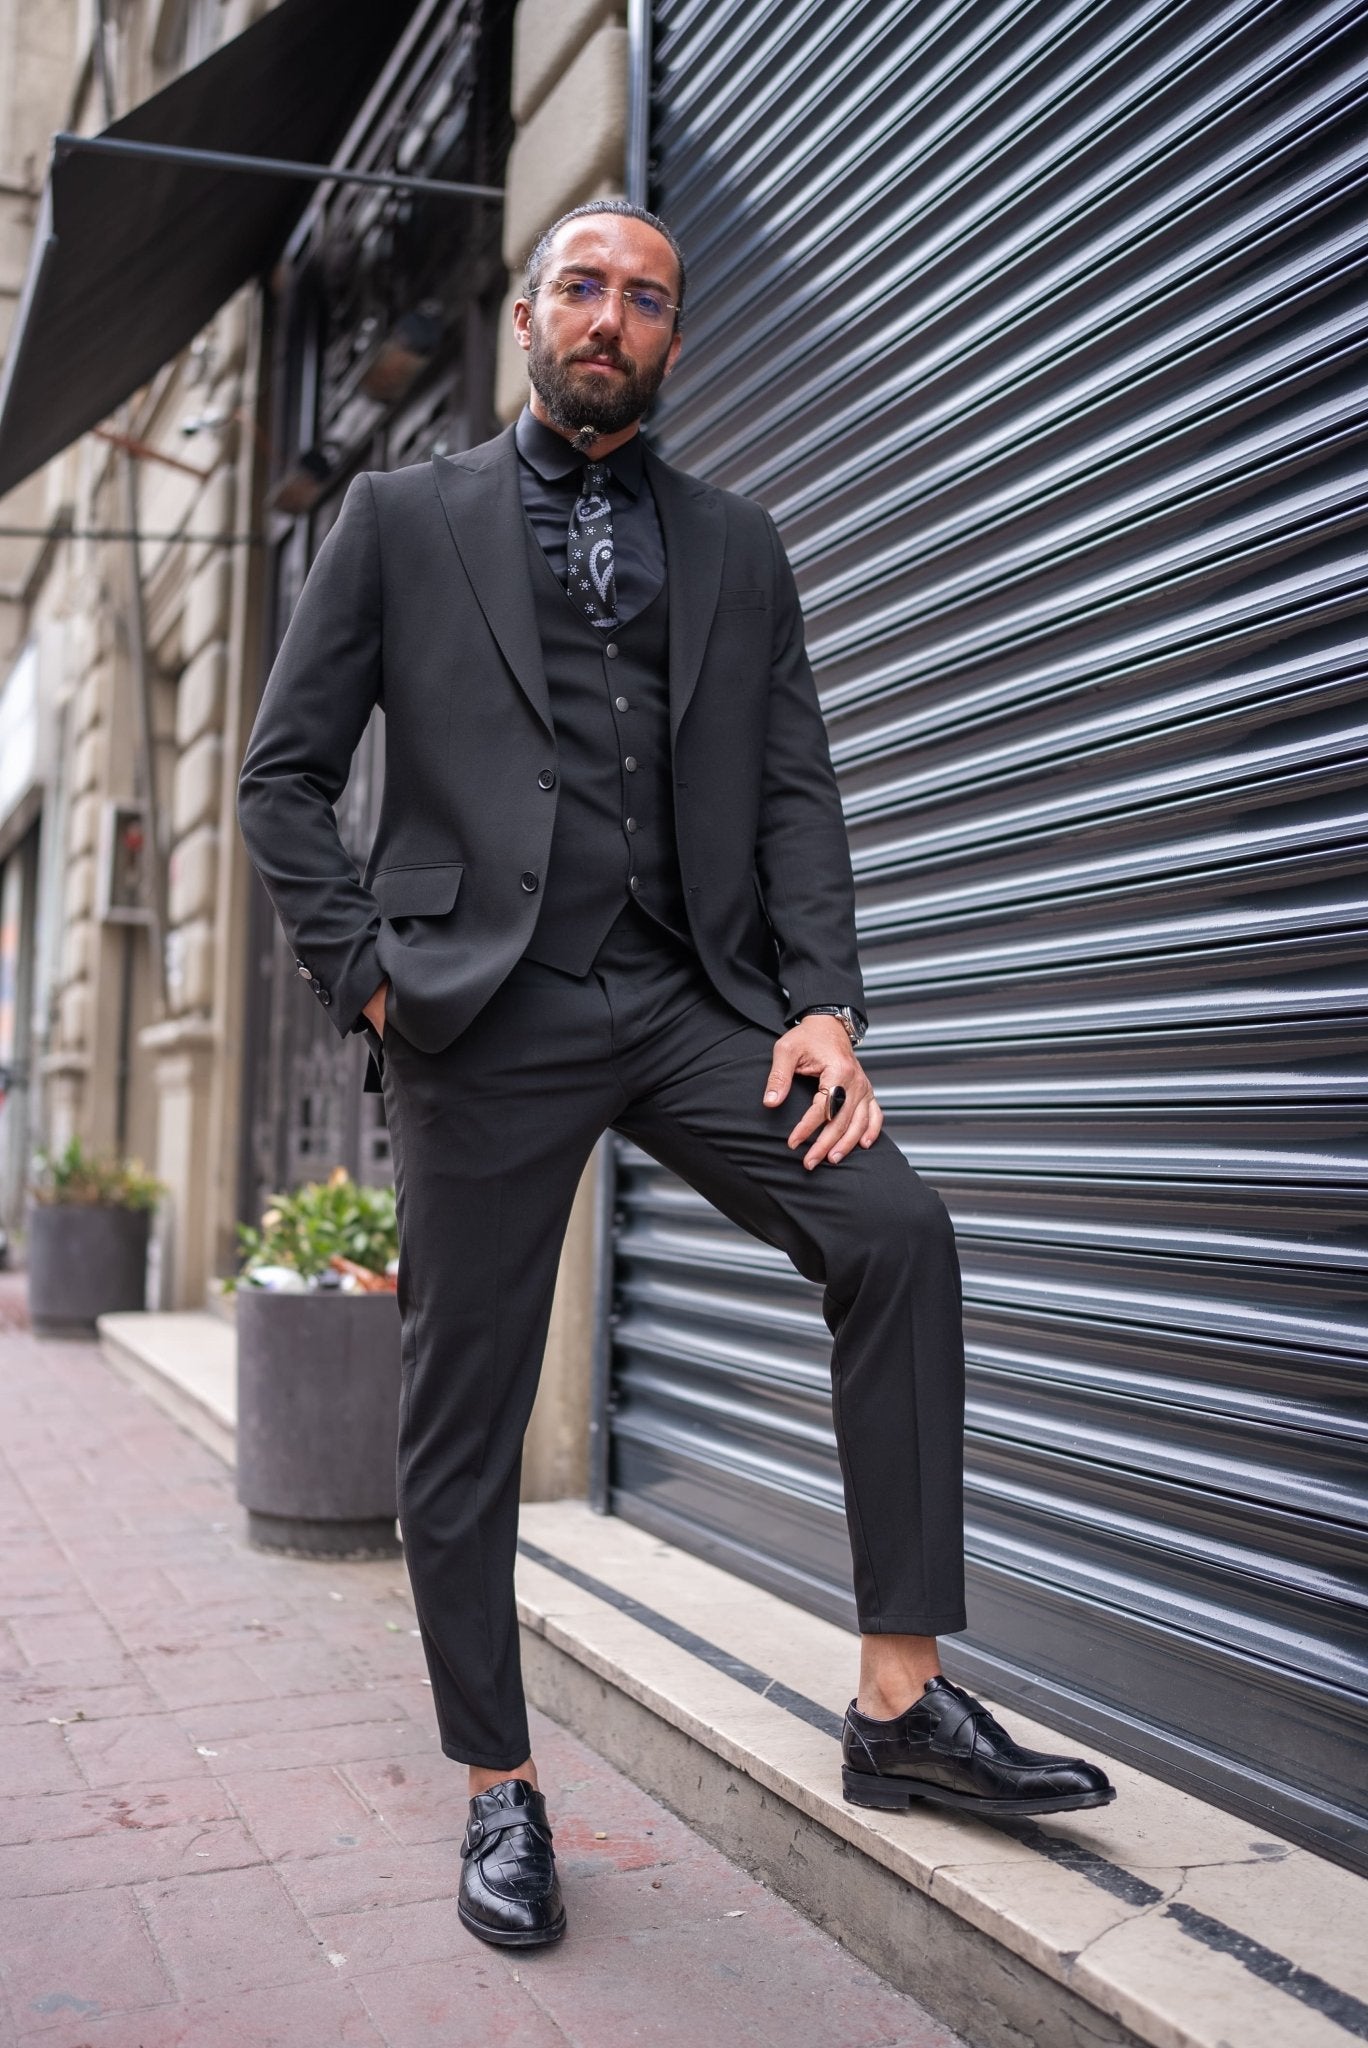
[0,1817,262,1898]
[1,1885,173,2033]
[0,1773,236,1847]
[350,1955,572,2046]
[14,1976,387,2046]
[0,1721,86,1797]
[233,1633,375,1697]
[274,1837,460,1919]
[0,1563,88,1620]
[216,1763,399,1862]
[549,1855,767,1941]
[520,1918,963,2048]
[0,1666,164,1728]
[184,1706,436,1777]
[111,1592,300,1655]
[336,1748,469,1848]
[134,1862,330,2000]
[171,1685,417,1748]
[132,1643,280,1712]
[308,1894,479,1972]
[66,1565,187,1615]
[8,1610,127,1669]
[64,1712,215,1790]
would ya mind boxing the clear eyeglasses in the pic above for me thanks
[534,275,679,326]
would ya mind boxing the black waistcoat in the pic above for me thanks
[521,523,693,974]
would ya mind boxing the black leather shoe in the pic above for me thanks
[457,1777,566,1947]
[842,1676,1116,1818]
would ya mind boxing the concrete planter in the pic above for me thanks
[234,1287,402,1559]
[26,1200,151,1337]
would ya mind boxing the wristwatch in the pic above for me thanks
[790,1004,867,1049]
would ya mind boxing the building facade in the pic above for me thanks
[2,0,1361,1882]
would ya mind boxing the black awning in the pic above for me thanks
[0,0,426,499]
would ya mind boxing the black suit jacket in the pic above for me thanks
[236,423,865,1073]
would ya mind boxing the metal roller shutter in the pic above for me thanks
[604,0,1368,1871]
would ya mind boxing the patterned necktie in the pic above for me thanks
[566,460,618,629]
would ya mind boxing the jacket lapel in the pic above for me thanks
[647,445,726,744]
[430,428,553,738]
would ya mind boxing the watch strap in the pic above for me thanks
[790,1003,867,1045]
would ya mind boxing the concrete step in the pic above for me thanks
[514,1500,1368,2048]
[98,1307,235,1464]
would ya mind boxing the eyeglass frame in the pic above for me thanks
[529,273,683,327]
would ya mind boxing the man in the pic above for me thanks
[237,200,1113,1951]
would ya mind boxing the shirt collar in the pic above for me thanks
[515,404,644,497]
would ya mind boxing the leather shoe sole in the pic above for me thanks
[842,1764,1117,1818]
[457,1898,567,1948]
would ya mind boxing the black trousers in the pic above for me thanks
[374,900,966,1771]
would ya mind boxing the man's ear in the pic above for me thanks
[662,329,684,379]
[512,297,533,354]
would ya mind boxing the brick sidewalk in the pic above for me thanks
[0,1271,963,2048]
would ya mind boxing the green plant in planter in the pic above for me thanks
[29,1134,165,1210]
[228,1166,398,1291]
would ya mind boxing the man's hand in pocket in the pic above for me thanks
[362,979,389,1039]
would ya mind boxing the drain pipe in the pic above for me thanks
[586,1132,620,1513]
[96,0,169,1023]
[626,0,652,207]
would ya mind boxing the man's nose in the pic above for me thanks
[587,289,624,341]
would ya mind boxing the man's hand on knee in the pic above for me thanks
[763,1018,883,1169]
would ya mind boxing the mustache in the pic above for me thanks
[565,344,636,374]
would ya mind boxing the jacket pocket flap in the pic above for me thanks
[371,862,464,917]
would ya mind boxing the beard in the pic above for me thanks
[527,323,672,440]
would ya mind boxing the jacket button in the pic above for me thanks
[629,874,640,891]
[521,871,539,892]
[537,768,556,789]
[605,642,619,659]
[296,962,311,979]
[614,695,629,711]
[319,991,332,1006]
[625,816,638,832]
[624,756,637,772]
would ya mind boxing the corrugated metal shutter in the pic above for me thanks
[605,0,1368,1872]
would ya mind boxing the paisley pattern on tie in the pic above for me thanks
[567,460,618,629]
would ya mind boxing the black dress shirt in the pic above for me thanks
[514,405,665,625]
[513,404,864,1039]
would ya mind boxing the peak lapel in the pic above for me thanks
[648,446,726,745]
[430,430,553,738]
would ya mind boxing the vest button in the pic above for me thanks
[605,642,619,658]
[537,768,556,789]
[625,816,638,832]
[614,695,629,711]
[624,756,637,772]
[629,874,640,891]
[520,871,539,892]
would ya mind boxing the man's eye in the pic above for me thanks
[630,292,667,319]
[559,279,599,302]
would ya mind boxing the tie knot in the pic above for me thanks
[581,461,609,494]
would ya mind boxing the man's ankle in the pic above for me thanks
[468,1757,538,1798]
[853,1676,941,1721]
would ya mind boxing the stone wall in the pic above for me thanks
[495,0,630,425]
[4,0,270,1306]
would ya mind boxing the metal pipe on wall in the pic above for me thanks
[625,0,652,208]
